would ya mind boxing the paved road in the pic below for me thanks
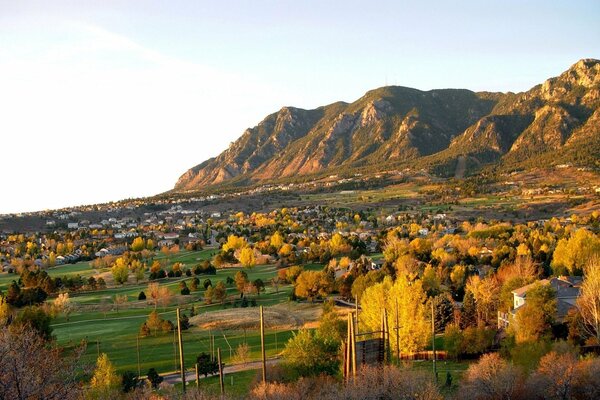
[163,358,280,384]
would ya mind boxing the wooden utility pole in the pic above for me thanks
[382,308,390,364]
[395,298,400,364]
[350,311,357,380]
[177,308,186,393]
[260,305,266,383]
[355,297,359,334]
[217,347,224,396]
[136,335,141,378]
[431,299,437,381]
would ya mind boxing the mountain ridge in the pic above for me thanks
[175,59,600,192]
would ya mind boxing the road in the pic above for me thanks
[163,358,280,384]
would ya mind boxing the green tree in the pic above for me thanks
[14,306,52,340]
[146,368,163,389]
[196,352,219,377]
[121,371,138,393]
[510,282,556,344]
[282,329,340,377]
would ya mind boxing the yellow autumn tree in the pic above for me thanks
[239,247,256,268]
[359,276,430,354]
[552,229,600,275]
[222,235,248,252]
[270,232,284,250]
[90,353,120,394]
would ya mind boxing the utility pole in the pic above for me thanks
[355,296,359,334]
[260,305,266,383]
[195,363,200,388]
[136,335,141,378]
[395,298,400,364]
[177,308,186,393]
[431,299,437,382]
[217,347,224,397]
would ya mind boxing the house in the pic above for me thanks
[498,276,581,329]
[67,222,79,230]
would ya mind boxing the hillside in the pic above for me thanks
[175,59,600,191]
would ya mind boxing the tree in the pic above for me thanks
[196,352,219,377]
[577,256,600,343]
[359,276,430,354]
[433,294,454,333]
[239,247,257,268]
[222,235,247,252]
[0,296,11,327]
[294,270,331,302]
[270,231,284,250]
[552,228,600,275]
[138,291,146,301]
[13,306,52,340]
[113,294,128,313]
[146,368,163,389]
[235,271,249,295]
[121,370,138,393]
[53,292,74,321]
[90,353,120,396]
[529,351,578,400]
[131,237,146,252]
[214,281,227,304]
[465,275,499,326]
[460,353,523,400]
[282,329,340,377]
[147,282,172,309]
[0,326,84,400]
[253,278,265,296]
[111,258,129,285]
[510,282,556,344]
[204,286,214,304]
[233,342,250,366]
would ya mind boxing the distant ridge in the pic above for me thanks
[175,59,600,191]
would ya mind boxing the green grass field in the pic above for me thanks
[41,251,324,377]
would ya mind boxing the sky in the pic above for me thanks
[0,0,599,214]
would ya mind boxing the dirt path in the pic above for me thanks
[454,156,466,179]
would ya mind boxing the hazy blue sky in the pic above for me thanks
[1,1,599,213]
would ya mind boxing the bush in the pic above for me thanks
[146,368,163,389]
[138,291,146,301]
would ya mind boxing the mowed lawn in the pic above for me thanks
[48,250,324,375]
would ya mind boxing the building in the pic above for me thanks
[498,276,581,329]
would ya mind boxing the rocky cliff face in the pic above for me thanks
[175,59,600,191]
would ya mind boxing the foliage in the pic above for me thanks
[13,306,52,340]
[90,353,121,394]
[196,352,219,377]
[510,282,556,344]
[294,271,332,301]
[146,367,163,389]
[121,370,138,393]
[552,228,600,275]
[239,247,257,268]
[0,326,83,400]
[281,329,340,378]
[577,255,600,343]
[359,276,430,353]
